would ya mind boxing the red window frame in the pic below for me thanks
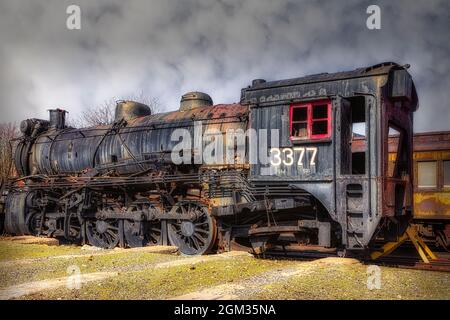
[290,99,332,141]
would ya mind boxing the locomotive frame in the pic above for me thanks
[0,62,419,257]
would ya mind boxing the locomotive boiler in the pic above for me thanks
[0,62,419,257]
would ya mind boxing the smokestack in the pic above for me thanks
[48,109,67,129]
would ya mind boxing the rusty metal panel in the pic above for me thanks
[388,132,450,153]
[240,62,399,105]
[25,104,248,176]
[414,192,450,219]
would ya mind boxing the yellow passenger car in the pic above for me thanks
[387,131,449,249]
[412,131,450,249]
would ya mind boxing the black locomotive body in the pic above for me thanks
[0,62,418,256]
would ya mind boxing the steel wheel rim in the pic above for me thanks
[26,211,42,236]
[86,219,120,249]
[167,202,216,255]
[124,201,162,247]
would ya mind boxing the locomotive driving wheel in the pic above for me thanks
[26,211,43,236]
[66,214,82,243]
[86,219,120,249]
[25,191,46,236]
[65,193,84,243]
[167,201,217,255]
[124,200,162,248]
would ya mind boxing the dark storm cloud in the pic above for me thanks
[0,0,449,132]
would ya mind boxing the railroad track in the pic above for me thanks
[371,254,450,272]
[256,247,450,272]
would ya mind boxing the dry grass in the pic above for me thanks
[1,238,449,300]
[20,256,296,300]
[0,239,82,262]
[0,250,178,288]
[254,262,450,300]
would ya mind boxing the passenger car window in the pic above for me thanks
[444,160,450,187]
[417,161,437,188]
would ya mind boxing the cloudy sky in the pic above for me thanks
[0,0,449,132]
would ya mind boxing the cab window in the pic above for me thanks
[290,100,331,140]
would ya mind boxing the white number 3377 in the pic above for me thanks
[270,147,317,167]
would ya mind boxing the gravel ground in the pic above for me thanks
[0,237,448,300]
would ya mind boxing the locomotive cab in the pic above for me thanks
[239,62,418,254]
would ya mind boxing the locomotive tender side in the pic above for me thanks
[1,62,418,257]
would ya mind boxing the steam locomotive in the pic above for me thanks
[0,62,419,256]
